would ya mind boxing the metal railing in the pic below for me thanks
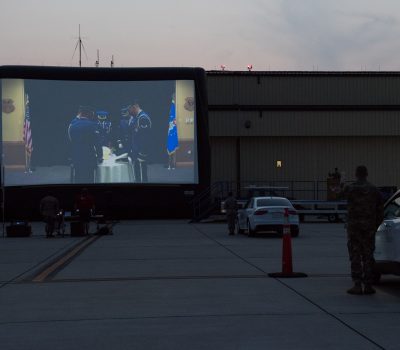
[211,180,349,201]
[191,180,344,221]
[191,180,397,221]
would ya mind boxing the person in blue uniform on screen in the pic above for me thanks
[68,106,103,184]
[117,106,131,155]
[96,110,112,148]
[128,101,152,183]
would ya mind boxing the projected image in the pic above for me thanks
[1,79,197,186]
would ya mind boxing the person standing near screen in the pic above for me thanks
[40,193,60,238]
[128,101,152,183]
[224,192,238,235]
[74,188,95,235]
[68,106,103,183]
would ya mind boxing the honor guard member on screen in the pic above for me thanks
[128,101,152,183]
[117,106,131,154]
[96,110,112,148]
[68,106,103,183]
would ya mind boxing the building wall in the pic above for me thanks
[207,72,400,192]
[210,137,237,183]
[209,110,400,137]
[238,136,399,184]
[208,73,400,106]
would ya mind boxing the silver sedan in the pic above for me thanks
[236,196,300,237]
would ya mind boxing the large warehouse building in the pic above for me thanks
[206,71,400,200]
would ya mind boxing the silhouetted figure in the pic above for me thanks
[40,194,59,238]
[342,166,384,295]
[224,192,238,235]
[75,188,95,235]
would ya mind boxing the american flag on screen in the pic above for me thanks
[23,94,33,155]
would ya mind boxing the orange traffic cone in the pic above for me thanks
[268,208,307,278]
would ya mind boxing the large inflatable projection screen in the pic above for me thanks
[1,78,198,186]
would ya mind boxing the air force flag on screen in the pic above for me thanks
[167,98,179,155]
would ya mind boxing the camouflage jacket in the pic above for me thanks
[343,180,384,232]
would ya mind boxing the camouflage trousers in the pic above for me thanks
[347,229,376,284]
[227,213,236,234]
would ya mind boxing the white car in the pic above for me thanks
[236,196,300,237]
[374,190,400,281]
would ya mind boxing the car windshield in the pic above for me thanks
[256,198,291,207]
[384,196,400,219]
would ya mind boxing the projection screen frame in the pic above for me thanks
[0,66,210,220]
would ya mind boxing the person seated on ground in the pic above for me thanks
[40,193,60,238]
[75,188,95,235]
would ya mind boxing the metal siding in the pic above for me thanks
[237,136,400,187]
[208,74,400,106]
[207,75,237,105]
[210,137,237,183]
[207,73,400,192]
[208,110,240,137]
[240,137,317,183]
[209,110,400,137]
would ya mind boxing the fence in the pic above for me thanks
[214,180,350,201]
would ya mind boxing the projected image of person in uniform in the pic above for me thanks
[117,106,131,155]
[128,101,152,183]
[96,110,112,148]
[68,106,103,183]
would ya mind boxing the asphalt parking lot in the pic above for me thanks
[0,220,399,350]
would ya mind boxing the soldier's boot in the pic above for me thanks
[347,282,363,295]
[363,284,376,295]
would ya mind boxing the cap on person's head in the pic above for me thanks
[96,110,109,120]
[356,165,368,179]
[79,105,95,117]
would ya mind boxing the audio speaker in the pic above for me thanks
[7,222,32,237]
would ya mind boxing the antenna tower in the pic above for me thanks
[72,25,88,67]
[95,49,100,67]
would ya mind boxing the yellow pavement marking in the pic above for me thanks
[32,236,98,283]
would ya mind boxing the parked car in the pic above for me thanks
[374,190,400,282]
[235,196,299,237]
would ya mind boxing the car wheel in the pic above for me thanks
[247,220,255,237]
[236,218,244,234]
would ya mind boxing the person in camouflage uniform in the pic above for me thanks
[224,192,238,235]
[342,166,384,295]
